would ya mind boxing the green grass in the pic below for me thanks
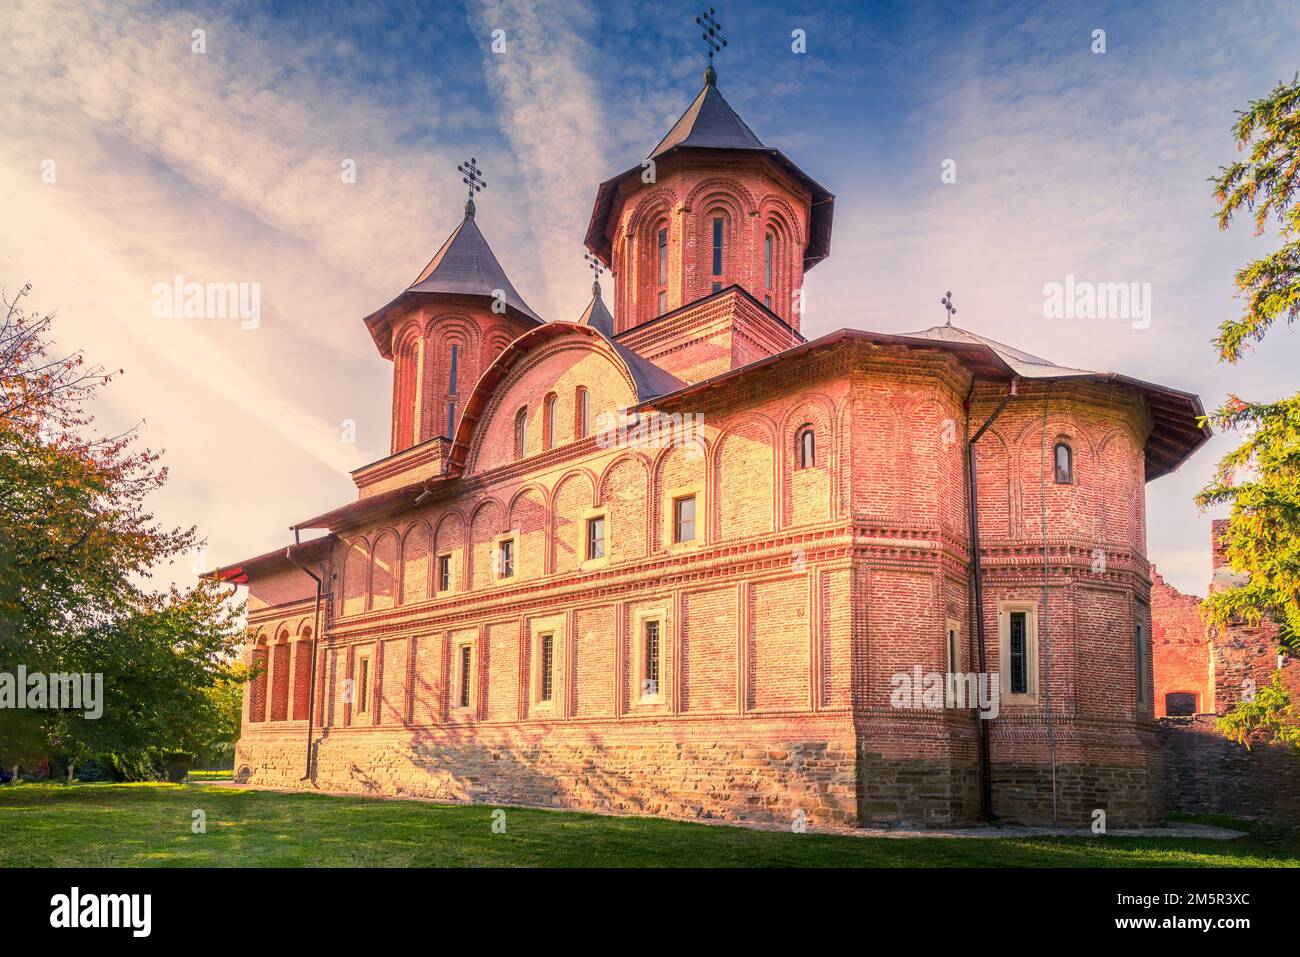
[1,782,1295,867]
[185,770,233,781]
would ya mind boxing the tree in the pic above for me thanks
[1217,672,1300,752]
[1200,75,1300,749]
[0,285,246,778]
[52,580,247,779]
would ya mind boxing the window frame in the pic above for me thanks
[353,650,373,721]
[496,535,516,581]
[711,216,724,277]
[1135,619,1148,706]
[586,514,606,562]
[798,426,816,469]
[673,494,696,544]
[436,552,453,594]
[1053,441,1073,484]
[575,386,589,439]
[452,635,475,713]
[514,407,528,460]
[998,602,1038,703]
[543,393,558,450]
[633,608,668,706]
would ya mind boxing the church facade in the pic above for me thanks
[215,65,1210,828]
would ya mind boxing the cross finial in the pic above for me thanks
[697,8,726,84]
[584,251,605,297]
[457,157,486,216]
[941,290,957,326]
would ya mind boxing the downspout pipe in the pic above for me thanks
[286,528,323,784]
[965,376,1018,821]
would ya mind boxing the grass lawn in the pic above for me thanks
[2,782,1296,867]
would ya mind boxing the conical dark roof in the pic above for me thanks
[584,75,834,272]
[649,81,766,156]
[406,209,541,320]
[575,281,615,336]
[361,204,542,357]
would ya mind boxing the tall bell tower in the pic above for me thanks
[583,13,833,381]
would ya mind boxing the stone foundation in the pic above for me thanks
[236,719,861,827]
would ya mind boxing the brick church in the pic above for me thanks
[214,60,1212,827]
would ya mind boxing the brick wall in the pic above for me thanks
[235,337,1172,828]
[1159,715,1300,822]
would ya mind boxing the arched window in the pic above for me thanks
[514,407,528,459]
[798,426,815,469]
[711,215,725,291]
[656,225,669,315]
[446,342,460,439]
[575,386,589,439]
[1053,442,1073,484]
[543,393,558,449]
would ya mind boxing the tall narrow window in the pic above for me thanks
[587,516,605,560]
[514,407,528,459]
[499,539,515,579]
[544,394,557,450]
[674,495,696,544]
[355,656,371,715]
[643,620,661,698]
[947,626,958,676]
[437,554,451,593]
[1009,611,1028,695]
[798,427,815,468]
[539,633,554,703]
[657,290,666,314]
[657,227,668,284]
[575,387,589,438]
[764,232,774,289]
[1135,623,1147,705]
[711,217,723,276]
[446,343,460,440]
[1053,442,1073,484]
[764,295,772,309]
[458,645,472,709]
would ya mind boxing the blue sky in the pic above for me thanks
[1,0,1297,595]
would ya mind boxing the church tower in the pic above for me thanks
[584,60,833,382]
[361,160,541,455]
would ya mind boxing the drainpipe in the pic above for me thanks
[286,528,324,783]
[965,376,1018,821]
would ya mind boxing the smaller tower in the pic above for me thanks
[362,159,541,453]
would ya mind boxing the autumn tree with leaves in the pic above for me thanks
[0,285,247,780]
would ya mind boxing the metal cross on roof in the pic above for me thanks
[697,8,726,64]
[941,290,957,326]
[457,157,486,213]
[584,251,605,296]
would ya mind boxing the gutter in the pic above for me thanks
[965,376,1018,821]
[285,528,325,784]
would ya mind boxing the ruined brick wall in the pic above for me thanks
[1159,715,1300,822]
[1151,567,1210,716]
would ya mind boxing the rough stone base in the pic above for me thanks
[236,723,860,827]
